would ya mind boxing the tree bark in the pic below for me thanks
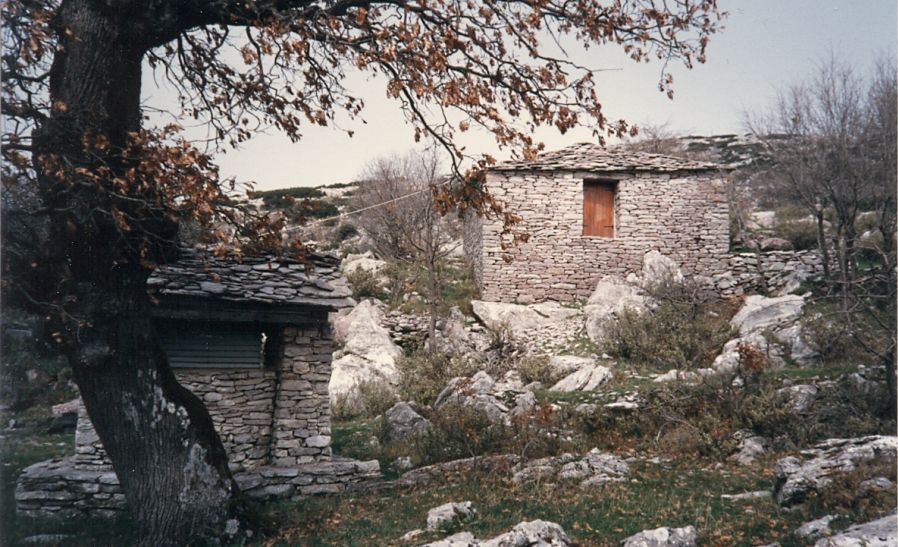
[34,1,240,543]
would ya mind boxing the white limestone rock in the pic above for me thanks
[471,300,580,339]
[795,515,835,540]
[330,300,403,403]
[729,434,768,465]
[340,251,386,275]
[776,384,818,413]
[731,294,805,336]
[479,520,572,546]
[549,365,612,392]
[420,531,477,547]
[774,436,898,506]
[548,355,596,377]
[426,501,478,531]
[385,402,432,443]
[641,250,683,290]
[814,512,896,547]
[585,276,648,343]
[621,526,697,547]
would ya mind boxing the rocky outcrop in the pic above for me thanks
[641,250,683,290]
[434,371,538,425]
[420,520,572,547]
[330,300,403,403]
[729,432,768,466]
[384,403,432,443]
[513,449,629,487]
[795,515,835,540]
[547,355,595,377]
[426,501,478,531]
[549,364,613,392]
[814,513,896,547]
[728,294,817,366]
[773,436,898,506]
[585,276,648,344]
[341,251,386,275]
[621,526,697,547]
[471,300,583,352]
[732,294,805,335]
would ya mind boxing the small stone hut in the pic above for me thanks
[17,249,380,518]
[464,144,731,302]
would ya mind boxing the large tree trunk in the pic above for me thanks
[34,1,240,543]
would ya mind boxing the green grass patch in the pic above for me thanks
[254,457,891,546]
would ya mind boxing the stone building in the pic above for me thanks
[17,249,380,518]
[464,144,731,303]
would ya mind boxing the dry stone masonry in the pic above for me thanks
[17,249,380,518]
[464,144,827,302]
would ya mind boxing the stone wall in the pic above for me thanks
[18,320,384,519]
[72,321,335,471]
[714,250,826,296]
[16,457,380,519]
[466,169,730,303]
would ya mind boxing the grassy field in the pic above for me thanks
[257,455,893,546]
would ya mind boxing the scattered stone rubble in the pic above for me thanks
[773,436,898,507]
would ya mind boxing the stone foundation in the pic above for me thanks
[16,456,380,519]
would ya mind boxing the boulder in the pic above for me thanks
[621,526,697,547]
[434,372,509,425]
[514,449,628,487]
[776,384,818,413]
[731,295,805,336]
[747,210,776,231]
[426,501,477,531]
[814,512,896,547]
[641,250,683,290]
[549,365,612,392]
[340,251,385,275]
[585,276,648,343]
[759,237,793,251]
[548,355,595,377]
[384,402,432,443]
[471,300,580,339]
[795,515,835,540]
[420,531,476,547]
[775,324,818,366]
[711,332,783,374]
[774,436,898,506]
[330,300,403,403]
[479,520,572,546]
[471,301,548,335]
[729,433,768,466]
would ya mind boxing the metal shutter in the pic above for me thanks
[158,322,263,369]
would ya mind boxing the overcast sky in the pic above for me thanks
[143,0,897,191]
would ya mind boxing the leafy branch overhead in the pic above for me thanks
[4,0,723,256]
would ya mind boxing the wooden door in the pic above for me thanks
[583,180,615,237]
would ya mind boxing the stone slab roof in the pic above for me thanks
[492,143,721,173]
[147,248,353,310]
